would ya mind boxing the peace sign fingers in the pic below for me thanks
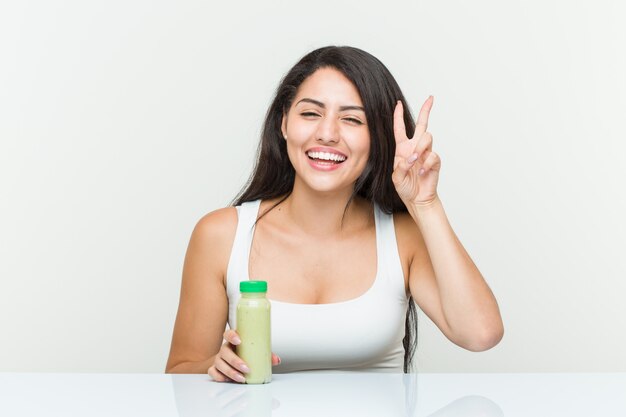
[390,95,440,206]
[414,95,434,138]
[393,100,409,143]
[394,96,434,143]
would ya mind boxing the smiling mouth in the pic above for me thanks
[306,151,347,164]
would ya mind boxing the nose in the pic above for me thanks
[315,116,339,144]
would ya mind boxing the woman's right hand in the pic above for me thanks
[208,329,281,383]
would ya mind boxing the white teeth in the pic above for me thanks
[307,151,347,162]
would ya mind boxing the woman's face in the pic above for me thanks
[281,67,370,195]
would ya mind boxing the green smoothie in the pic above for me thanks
[236,281,272,384]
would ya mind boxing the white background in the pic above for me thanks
[1,0,625,373]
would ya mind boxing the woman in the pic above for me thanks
[165,46,504,381]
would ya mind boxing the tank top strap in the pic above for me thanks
[374,204,406,293]
[226,199,261,297]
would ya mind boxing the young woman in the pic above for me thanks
[165,46,504,382]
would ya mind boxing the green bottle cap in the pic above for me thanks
[240,280,267,293]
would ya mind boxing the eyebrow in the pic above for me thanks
[296,98,365,112]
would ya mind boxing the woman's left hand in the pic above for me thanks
[392,96,441,206]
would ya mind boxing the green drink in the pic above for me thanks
[236,281,272,384]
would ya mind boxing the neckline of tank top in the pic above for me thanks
[244,200,384,307]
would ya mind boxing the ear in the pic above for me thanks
[281,113,288,140]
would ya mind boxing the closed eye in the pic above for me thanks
[300,112,364,125]
[344,117,364,125]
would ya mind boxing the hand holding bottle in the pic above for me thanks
[208,329,281,383]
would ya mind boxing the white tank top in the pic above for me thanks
[226,200,409,373]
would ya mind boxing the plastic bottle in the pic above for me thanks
[236,280,272,384]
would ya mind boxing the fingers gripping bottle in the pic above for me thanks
[236,280,272,384]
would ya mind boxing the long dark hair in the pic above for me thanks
[232,46,419,372]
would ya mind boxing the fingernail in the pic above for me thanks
[235,374,246,383]
[419,168,425,176]
[233,336,241,345]
[240,364,250,373]
[278,356,282,364]
[407,154,418,164]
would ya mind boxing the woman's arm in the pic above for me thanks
[405,198,503,351]
[165,208,237,373]
[392,97,503,351]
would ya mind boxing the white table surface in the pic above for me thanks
[1,372,625,417]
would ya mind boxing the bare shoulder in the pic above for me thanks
[193,206,238,243]
[393,211,424,254]
[392,211,427,285]
[187,206,239,285]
